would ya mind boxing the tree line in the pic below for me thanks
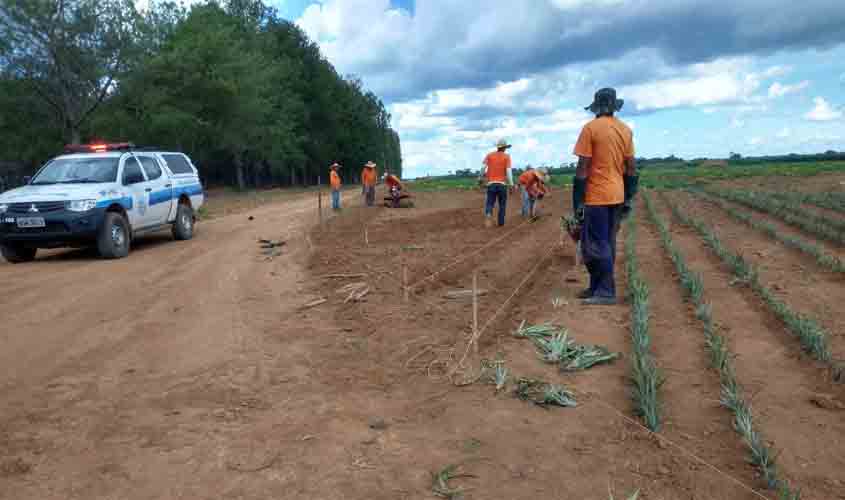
[0,0,402,190]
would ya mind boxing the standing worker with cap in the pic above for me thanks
[329,163,342,211]
[481,138,514,227]
[361,161,378,207]
[572,88,638,305]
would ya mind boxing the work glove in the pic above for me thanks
[621,174,639,220]
[572,176,586,223]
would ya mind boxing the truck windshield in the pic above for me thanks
[31,157,119,185]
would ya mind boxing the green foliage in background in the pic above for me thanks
[0,0,402,188]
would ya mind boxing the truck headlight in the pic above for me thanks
[66,199,97,212]
[0,204,7,214]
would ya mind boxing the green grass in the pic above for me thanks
[623,214,664,432]
[642,191,802,498]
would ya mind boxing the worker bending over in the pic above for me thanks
[482,138,514,227]
[384,170,404,208]
[572,88,638,305]
[518,165,549,218]
[361,161,377,207]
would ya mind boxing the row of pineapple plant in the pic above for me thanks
[746,190,845,233]
[688,190,845,273]
[660,192,832,363]
[769,190,845,214]
[704,188,845,246]
[623,214,664,432]
[642,191,801,498]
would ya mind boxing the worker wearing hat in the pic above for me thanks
[572,88,638,305]
[383,169,404,208]
[361,161,378,207]
[481,138,515,227]
[329,163,342,210]
[518,165,549,218]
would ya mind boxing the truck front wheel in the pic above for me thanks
[0,243,37,263]
[97,212,130,259]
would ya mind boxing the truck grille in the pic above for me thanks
[7,201,66,214]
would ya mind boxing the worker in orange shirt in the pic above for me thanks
[481,138,514,227]
[329,163,342,210]
[572,88,638,305]
[518,165,549,218]
[384,170,404,208]
[361,161,377,207]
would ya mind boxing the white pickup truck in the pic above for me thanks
[0,143,204,263]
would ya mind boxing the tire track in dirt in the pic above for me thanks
[651,194,845,500]
[668,190,845,364]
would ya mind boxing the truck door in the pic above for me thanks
[120,157,148,230]
[136,154,172,226]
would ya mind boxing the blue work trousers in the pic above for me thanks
[582,204,622,298]
[485,183,508,226]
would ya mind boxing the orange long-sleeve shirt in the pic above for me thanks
[330,170,341,190]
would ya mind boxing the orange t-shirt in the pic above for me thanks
[519,170,546,197]
[330,170,341,190]
[518,170,537,187]
[483,151,511,184]
[573,116,634,205]
[361,168,377,187]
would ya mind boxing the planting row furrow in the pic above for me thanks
[688,190,845,274]
[642,191,801,498]
[703,187,845,246]
[660,192,832,363]
[623,214,664,432]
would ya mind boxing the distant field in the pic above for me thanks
[408,160,845,191]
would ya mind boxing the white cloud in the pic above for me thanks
[767,80,810,98]
[731,117,746,128]
[748,136,764,146]
[621,57,765,111]
[777,127,791,138]
[761,65,794,79]
[805,97,843,121]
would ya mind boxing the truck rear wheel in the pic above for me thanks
[97,212,130,259]
[1,243,37,263]
[172,203,194,241]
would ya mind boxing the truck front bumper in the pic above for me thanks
[0,208,106,248]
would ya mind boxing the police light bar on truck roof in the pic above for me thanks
[63,142,135,154]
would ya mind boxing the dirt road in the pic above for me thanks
[0,191,337,499]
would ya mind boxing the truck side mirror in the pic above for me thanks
[22,176,32,185]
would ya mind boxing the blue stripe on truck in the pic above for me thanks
[148,184,203,206]
[96,197,133,210]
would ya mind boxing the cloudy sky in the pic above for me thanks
[278,0,845,177]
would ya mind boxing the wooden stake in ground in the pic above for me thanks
[365,225,369,246]
[472,271,479,355]
[403,265,409,303]
[317,177,323,226]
